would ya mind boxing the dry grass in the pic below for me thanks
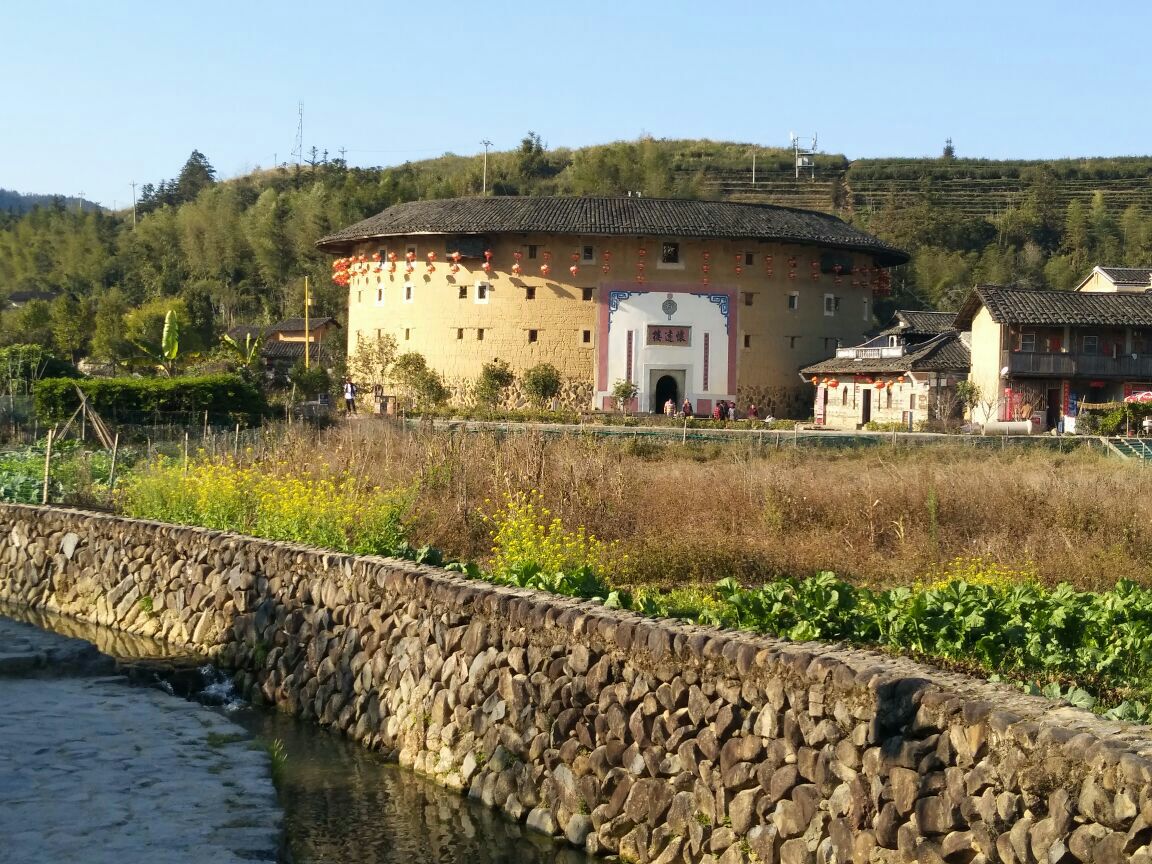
[257,423,1152,592]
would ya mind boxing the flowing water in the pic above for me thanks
[0,606,593,864]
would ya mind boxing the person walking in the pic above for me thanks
[343,377,358,416]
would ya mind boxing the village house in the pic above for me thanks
[227,317,340,378]
[800,310,970,429]
[316,196,907,416]
[953,281,1152,430]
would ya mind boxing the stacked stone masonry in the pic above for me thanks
[1,502,1151,864]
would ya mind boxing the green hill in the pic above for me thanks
[1,137,1151,370]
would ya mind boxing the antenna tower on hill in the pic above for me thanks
[291,102,304,167]
[790,132,818,180]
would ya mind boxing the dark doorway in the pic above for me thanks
[653,375,679,413]
[860,388,872,426]
[1046,388,1061,430]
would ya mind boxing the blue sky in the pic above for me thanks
[3,0,1149,209]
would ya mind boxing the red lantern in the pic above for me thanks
[897,376,905,384]
[543,250,551,262]
[451,251,461,263]
[405,251,415,263]
[635,274,646,284]
[405,262,414,273]
[829,380,839,388]
[764,254,774,266]
[735,266,743,276]
[637,261,646,271]
[450,264,460,274]
[702,275,710,286]
[388,252,397,263]
[540,263,550,276]
[427,263,436,273]
[427,251,437,262]
[638,247,647,258]
[371,252,381,261]
[511,263,522,275]
[482,261,492,273]
[570,252,579,263]
[514,251,522,261]
[874,381,884,390]
[569,264,578,277]
[811,376,819,385]
[601,264,610,274]
[484,250,493,261]
[702,251,711,261]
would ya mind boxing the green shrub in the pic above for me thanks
[522,363,562,406]
[474,360,515,406]
[34,374,265,424]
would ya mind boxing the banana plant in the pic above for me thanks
[132,309,181,377]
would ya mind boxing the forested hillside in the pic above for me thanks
[3,136,1152,370]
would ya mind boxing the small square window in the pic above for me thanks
[744,252,755,266]
[1083,334,1098,354]
[404,328,411,340]
[910,394,918,410]
[527,245,538,260]
[475,282,489,303]
[357,290,362,304]
[582,287,594,302]
[458,285,467,299]
[528,329,538,343]
[404,282,414,302]
[582,330,591,344]
[456,328,464,340]
[788,292,798,311]
[743,334,751,348]
[824,294,838,316]
[525,286,536,301]
[788,336,799,348]
[744,293,754,307]
[377,288,384,304]
[1020,332,1036,352]
[581,245,594,262]
[661,242,680,264]
[476,328,485,341]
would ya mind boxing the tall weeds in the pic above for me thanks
[141,424,1152,591]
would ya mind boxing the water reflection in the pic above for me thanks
[232,709,591,864]
[0,606,592,864]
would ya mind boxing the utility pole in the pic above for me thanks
[481,139,492,195]
[77,192,84,214]
[130,181,137,227]
[303,275,311,370]
[338,147,346,162]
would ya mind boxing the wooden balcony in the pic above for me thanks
[1003,350,1152,379]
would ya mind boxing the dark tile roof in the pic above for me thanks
[953,285,1152,329]
[260,341,332,361]
[879,310,957,337]
[801,331,970,376]
[1099,266,1152,286]
[316,196,909,266]
[269,317,340,332]
[227,325,268,342]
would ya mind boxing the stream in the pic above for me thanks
[0,606,593,864]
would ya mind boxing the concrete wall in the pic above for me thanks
[344,234,880,412]
[3,504,1152,864]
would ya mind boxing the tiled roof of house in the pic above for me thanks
[315,196,909,265]
[800,331,970,376]
[879,309,957,337]
[1099,266,1152,286]
[260,341,332,361]
[269,317,340,332]
[953,284,1152,329]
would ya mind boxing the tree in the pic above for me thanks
[474,359,514,407]
[175,150,217,204]
[347,332,398,393]
[611,379,638,413]
[50,294,88,363]
[129,307,182,376]
[90,288,130,364]
[390,352,449,409]
[522,363,561,407]
[942,138,955,161]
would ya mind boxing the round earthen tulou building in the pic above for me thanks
[317,196,908,415]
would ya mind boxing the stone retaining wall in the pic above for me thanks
[1,503,1151,864]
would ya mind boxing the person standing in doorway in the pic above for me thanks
[664,397,675,417]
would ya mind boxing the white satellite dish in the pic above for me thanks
[1000,366,1009,376]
